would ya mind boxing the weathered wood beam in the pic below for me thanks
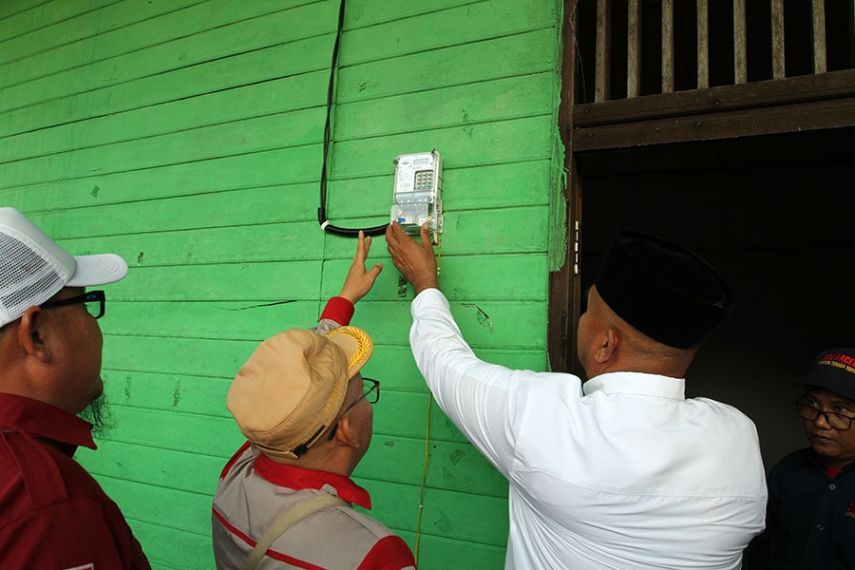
[575,68,855,127]
[595,0,612,102]
[574,97,855,151]
[549,0,580,373]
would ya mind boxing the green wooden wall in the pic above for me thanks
[0,1,565,568]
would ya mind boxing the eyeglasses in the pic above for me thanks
[326,378,380,441]
[796,399,855,430]
[40,290,106,320]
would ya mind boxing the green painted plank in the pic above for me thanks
[451,301,547,349]
[28,185,317,237]
[346,0,480,28]
[337,28,555,103]
[355,434,427,487]
[0,27,552,140]
[98,399,429,460]
[101,376,430,443]
[421,486,509,546]
[107,265,322,303]
[0,0,207,71]
[323,160,552,219]
[0,1,335,113]
[0,0,312,85]
[102,335,545,384]
[360,437,508,498]
[100,405,242,458]
[323,206,550,258]
[0,146,320,210]
[329,116,555,179]
[0,0,119,39]
[349,478,422,534]
[0,71,328,164]
[322,254,548,302]
[0,33,331,138]
[96,475,214,536]
[126,517,214,570]
[101,345,426,403]
[343,300,548,349]
[426,440,508,497]
[339,0,553,67]
[102,336,284,378]
[82,433,505,502]
[77,440,221,496]
[3,106,325,187]
[1,0,482,95]
[57,224,324,267]
[99,361,424,422]
[103,300,546,348]
[3,112,550,191]
[1,0,550,115]
[0,0,52,20]
[105,300,322,340]
[6,159,548,221]
[334,72,553,142]
[417,533,506,570]
[2,71,551,167]
[102,370,232,417]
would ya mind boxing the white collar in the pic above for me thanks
[583,371,686,400]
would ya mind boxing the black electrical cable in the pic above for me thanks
[317,0,389,237]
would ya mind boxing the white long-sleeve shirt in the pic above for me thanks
[410,289,767,570]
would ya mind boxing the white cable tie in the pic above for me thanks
[320,221,331,230]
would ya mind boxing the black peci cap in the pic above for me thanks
[595,230,734,349]
[797,348,855,401]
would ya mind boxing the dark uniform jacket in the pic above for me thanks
[746,448,855,569]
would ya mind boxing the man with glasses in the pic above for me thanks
[0,208,150,568]
[747,348,855,569]
[212,233,415,569]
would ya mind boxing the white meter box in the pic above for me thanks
[390,150,443,244]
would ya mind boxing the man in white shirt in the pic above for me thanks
[386,223,767,570]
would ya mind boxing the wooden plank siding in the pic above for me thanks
[0,1,566,568]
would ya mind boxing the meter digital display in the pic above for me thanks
[390,150,443,245]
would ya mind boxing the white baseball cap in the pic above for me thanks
[0,207,128,327]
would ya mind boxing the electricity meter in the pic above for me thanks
[390,150,443,244]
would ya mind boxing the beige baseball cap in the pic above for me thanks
[227,326,373,460]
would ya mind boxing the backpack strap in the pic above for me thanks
[244,492,346,570]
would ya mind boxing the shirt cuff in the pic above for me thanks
[411,288,448,316]
[321,297,354,325]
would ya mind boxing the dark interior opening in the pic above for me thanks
[575,127,855,469]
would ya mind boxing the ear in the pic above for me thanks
[333,415,361,450]
[17,307,52,363]
[593,326,620,364]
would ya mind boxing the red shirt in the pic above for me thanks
[0,393,150,569]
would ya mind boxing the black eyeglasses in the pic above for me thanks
[796,399,855,430]
[326,378,380,441]
[40,290,106,320]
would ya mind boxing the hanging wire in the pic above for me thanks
[317,0,389,237]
